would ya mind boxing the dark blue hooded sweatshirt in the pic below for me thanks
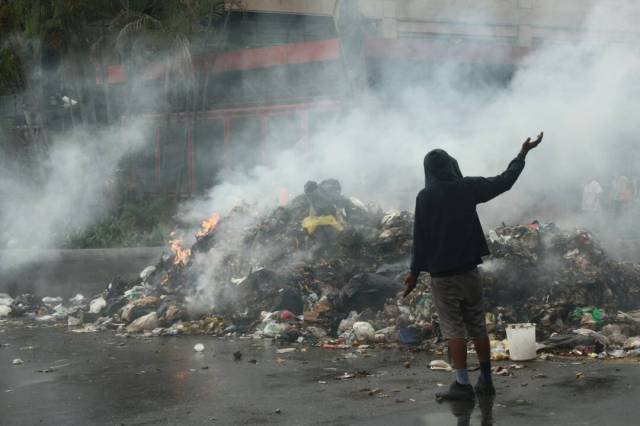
[410,149,527,277]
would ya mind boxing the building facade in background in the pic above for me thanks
[2,1,638,198]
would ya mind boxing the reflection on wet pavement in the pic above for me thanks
[441,396,494,426]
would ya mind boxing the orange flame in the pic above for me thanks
[168,212,219,267]
[169,236,191,267]
[196,212,220,240]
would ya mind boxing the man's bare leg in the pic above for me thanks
[473,336,495,393]
[449,338,468,369]
[449,338,469,384]
[473,336,490,363]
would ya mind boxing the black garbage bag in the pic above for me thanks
[10,294,44,317]
[338,273,402,313]
[544,334,604,352]
[105,277,132,300]
[157,295,189,324]
[218,269,304,328]
[304,181,337,216]
[375,263,408,282]
[272,287,304,315]
[105,296,128,316]
[277,328,301,343]
[319,179,342,200]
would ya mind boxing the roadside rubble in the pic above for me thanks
[0,293,13,317]
[429,360,453,371]
[4,180,640,362]
[480,222,640,359]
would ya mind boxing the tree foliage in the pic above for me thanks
[0,0,236,96]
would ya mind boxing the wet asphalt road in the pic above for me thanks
[0,248,164,299]
[1,324,639,426]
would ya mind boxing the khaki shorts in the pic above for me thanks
[430,269,487,339]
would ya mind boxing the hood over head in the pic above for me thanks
[423,149,463,185]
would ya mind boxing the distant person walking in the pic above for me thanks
[613,175,634,216]
[404,132,544,401]
[581,178,604,232]
[582,179,603,213]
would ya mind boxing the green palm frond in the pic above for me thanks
[170,33,195,87]
[115,13,163,55]
[89,34,106,62]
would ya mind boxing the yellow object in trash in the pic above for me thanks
[301,215,344,234]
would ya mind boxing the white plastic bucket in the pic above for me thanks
[506,323,537,361]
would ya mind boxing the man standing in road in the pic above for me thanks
[404,132,544,401]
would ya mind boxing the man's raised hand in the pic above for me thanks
[521,132,544,153]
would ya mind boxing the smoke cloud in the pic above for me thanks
[0,120,151,272]
[183,1,640,232]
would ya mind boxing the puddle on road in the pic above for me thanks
[551,374,618,390]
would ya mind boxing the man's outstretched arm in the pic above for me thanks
[467,132,543,204]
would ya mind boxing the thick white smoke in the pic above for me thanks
[182,1,640,231]
[0,120,150,272]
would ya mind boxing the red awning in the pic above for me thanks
[97,36,533,85]
[211,38,340,72]
[98,39,341,85]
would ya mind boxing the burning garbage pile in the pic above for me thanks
[2,179,640,359]
[482,222,640,329]
[479,222,640,358]
[134,178,413,342]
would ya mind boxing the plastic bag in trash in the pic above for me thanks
[351,321,375,342]
[89,297,107,314]
[301,215,344,234]
[126,312,159,333]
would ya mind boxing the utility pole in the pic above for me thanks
[333,0,368,101]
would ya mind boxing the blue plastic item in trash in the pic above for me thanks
[399,326,422,345]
